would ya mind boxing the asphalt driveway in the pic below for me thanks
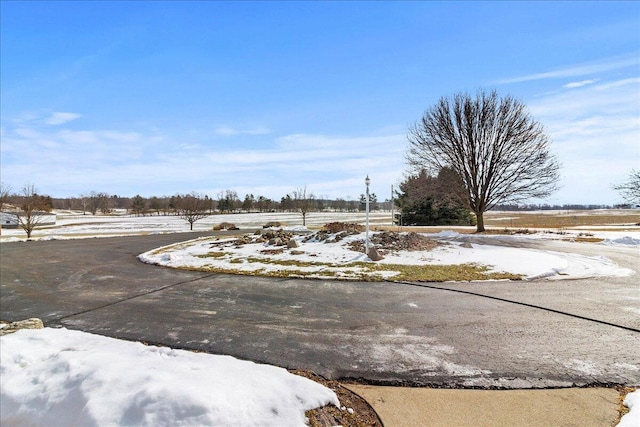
[1,233,638,388]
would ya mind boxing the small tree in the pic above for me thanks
[130,195,146,216]
[242,194,255,212]
[293,186,315,226]
[613,169,640,205]
[177,193,208,230]
[359,193,378,211]
[217,190,239,213]
[148,196,163,216]
[16,184,52,238]
[256,195,272,212]
[407,89,560,232]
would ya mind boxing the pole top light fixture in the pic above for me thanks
[365,175,370,186]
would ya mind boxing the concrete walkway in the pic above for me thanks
[346,385,621,427]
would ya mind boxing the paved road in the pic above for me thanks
[1,233,638,388]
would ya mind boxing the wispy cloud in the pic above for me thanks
[528,77,640,204]
[1,112,404,199]
[495,54,638,84]
[563,79,599,89]
[45,112,82,126]
[214,125,271,136]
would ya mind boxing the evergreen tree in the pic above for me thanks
[396,167,475,226]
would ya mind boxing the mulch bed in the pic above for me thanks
[292,370,383,427]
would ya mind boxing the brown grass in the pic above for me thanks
[484,211,640,229]
[374,210,640,233]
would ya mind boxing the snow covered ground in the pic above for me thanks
[2,209,634,281]
[0,328,339,427]
[1,211,638,426]
[0,211,393,241]
[138,229,636,281]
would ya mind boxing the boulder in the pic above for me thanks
[269,237,283,246]
[287,239,300,248]
[367,247,384,261]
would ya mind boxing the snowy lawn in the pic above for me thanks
[139,229,636,282]
[0,211,393,241]
[0,328,339,427]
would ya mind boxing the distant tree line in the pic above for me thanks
[44,190,392,216]
[0,182,395,236]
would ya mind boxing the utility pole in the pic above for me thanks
[391,184,394,228]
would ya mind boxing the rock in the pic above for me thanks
[269,237,283,246]
[0,318,44,336]
[367,247,384,261]
[287,239,300,248]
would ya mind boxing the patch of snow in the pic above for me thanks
[603,235,640,246]
[0,328,338,427]
[617,390,640,427]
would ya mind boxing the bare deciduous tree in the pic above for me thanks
[613,169,640,205]
[16,184,53,238]
[293,186,315,226]
[0,182,10,210]
[177,193,208,230]
[407,89,561,232]
[130,195,146,216]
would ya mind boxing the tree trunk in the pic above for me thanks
[475,211,485,233]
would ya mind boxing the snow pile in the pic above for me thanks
[603,235,640,246]
[617,390,640,427]
[0,328,339,427]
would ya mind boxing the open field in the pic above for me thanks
[483,209,640,230]
[1,209,638,241]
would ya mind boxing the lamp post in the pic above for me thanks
[365,175,370,256]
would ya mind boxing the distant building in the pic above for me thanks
[1,212,56,228]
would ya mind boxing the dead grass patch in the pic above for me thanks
[195,251,228,259]
[484,211,640,229]
[562,237,605,243]
[356,262,522,282]
[177,255,522,282]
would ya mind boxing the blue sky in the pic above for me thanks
[1,1,638,205]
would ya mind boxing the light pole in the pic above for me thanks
[365,175,370,256]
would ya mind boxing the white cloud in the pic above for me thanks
[44,112,82,126]
[563,79,599,89]
[0,116,405,199]
[496,54,638,84]
[214,125,238,136]
[214,125,270,136]
[528,77,640,205]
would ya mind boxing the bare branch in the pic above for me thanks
[613,169,640,205]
